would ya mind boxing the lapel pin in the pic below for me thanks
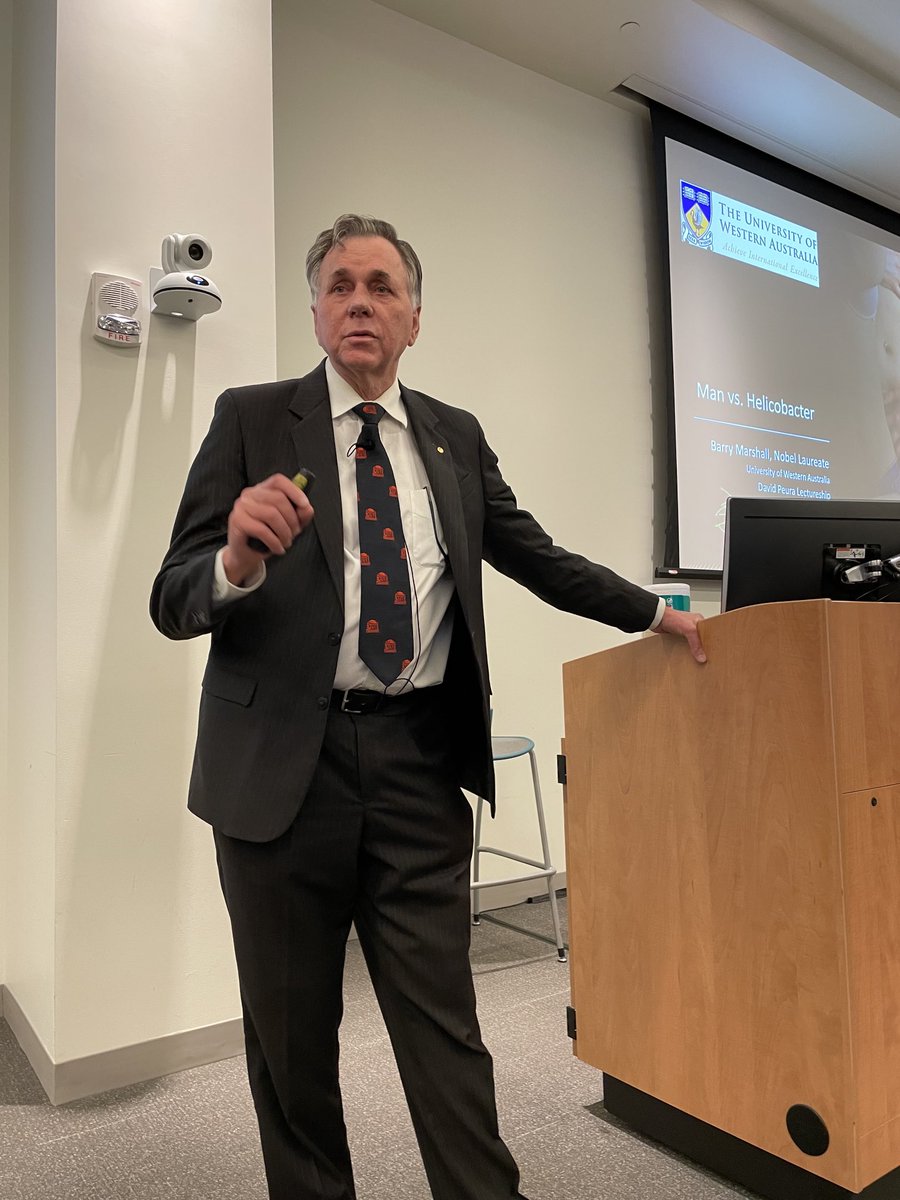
[436,445,445,454]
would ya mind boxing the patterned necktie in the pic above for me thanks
[353,402,414,686]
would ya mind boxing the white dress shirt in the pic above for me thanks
[324,361,455,693]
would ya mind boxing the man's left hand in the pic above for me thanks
[653,607,707,663]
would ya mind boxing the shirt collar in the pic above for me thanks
[325,358,407,428]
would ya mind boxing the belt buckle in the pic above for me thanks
[339,689,370,715]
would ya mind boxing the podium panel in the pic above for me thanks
[562,601,900,1195]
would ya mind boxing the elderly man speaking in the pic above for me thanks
[151,213,704,1200]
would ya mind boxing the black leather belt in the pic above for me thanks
[330,688,432,715]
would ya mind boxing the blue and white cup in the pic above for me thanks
[644,582,691,611]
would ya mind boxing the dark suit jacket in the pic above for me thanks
[150,362,658,841]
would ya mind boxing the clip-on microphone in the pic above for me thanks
[356,424,376,452]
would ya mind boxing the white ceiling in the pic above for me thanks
[374,0,900,212]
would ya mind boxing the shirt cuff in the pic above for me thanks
[213,546,266,602]
[647,597,666,631]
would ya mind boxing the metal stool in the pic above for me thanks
[471,734,567,962]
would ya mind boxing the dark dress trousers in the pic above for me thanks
[150,362,658,1200]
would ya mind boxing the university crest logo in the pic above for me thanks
[680,180,712,249]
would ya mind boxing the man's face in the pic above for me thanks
[312,236,421,398]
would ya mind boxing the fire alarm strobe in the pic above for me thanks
[92,273,142,346]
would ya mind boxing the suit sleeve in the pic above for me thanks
[149,390,249,641]
[476,424,658,634]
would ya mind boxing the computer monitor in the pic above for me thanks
[722,497,900,612]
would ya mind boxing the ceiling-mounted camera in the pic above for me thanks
[151,233,222,320]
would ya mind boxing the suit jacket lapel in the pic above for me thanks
[403,386,472,618]
[288,363,344,607]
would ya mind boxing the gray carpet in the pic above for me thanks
[0,897,756,1199]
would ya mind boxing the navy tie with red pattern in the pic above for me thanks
[353,402,414,686]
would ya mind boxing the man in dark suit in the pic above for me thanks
[150,214,704,1200]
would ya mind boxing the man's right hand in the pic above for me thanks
[653,605,707,664]
[222,473,315,586]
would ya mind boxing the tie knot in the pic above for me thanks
[353,402,385,426]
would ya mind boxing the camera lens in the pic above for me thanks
[188,242,205,261]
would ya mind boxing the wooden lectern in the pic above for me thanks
[562,600,900,1200]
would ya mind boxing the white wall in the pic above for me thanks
[4,0,276,1067]
[0,0,11,990]
[1,0,722,1086]
[6,0,58,1055]
[272,0,697,876]
[50,0,276,1063]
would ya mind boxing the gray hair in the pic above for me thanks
[306,214,423,307]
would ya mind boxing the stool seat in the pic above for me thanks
[491,735,534,760]
[471,727,567,962]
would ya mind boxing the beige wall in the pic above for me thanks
[1,0,722,1085]
[50,0,277,1062]
[6,0,58,1054]
[3,0,276,1066]
[50,0,276,1063]
[0,0,11,989]
[272,0,700,875]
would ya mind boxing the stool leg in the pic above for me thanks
[528,750,567,962]
[471,794,485,925]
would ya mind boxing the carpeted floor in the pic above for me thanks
[0,896,756,1199]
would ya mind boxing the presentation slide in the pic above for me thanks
[666,138,900,571]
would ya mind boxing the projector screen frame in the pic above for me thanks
[650,102,900,580]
